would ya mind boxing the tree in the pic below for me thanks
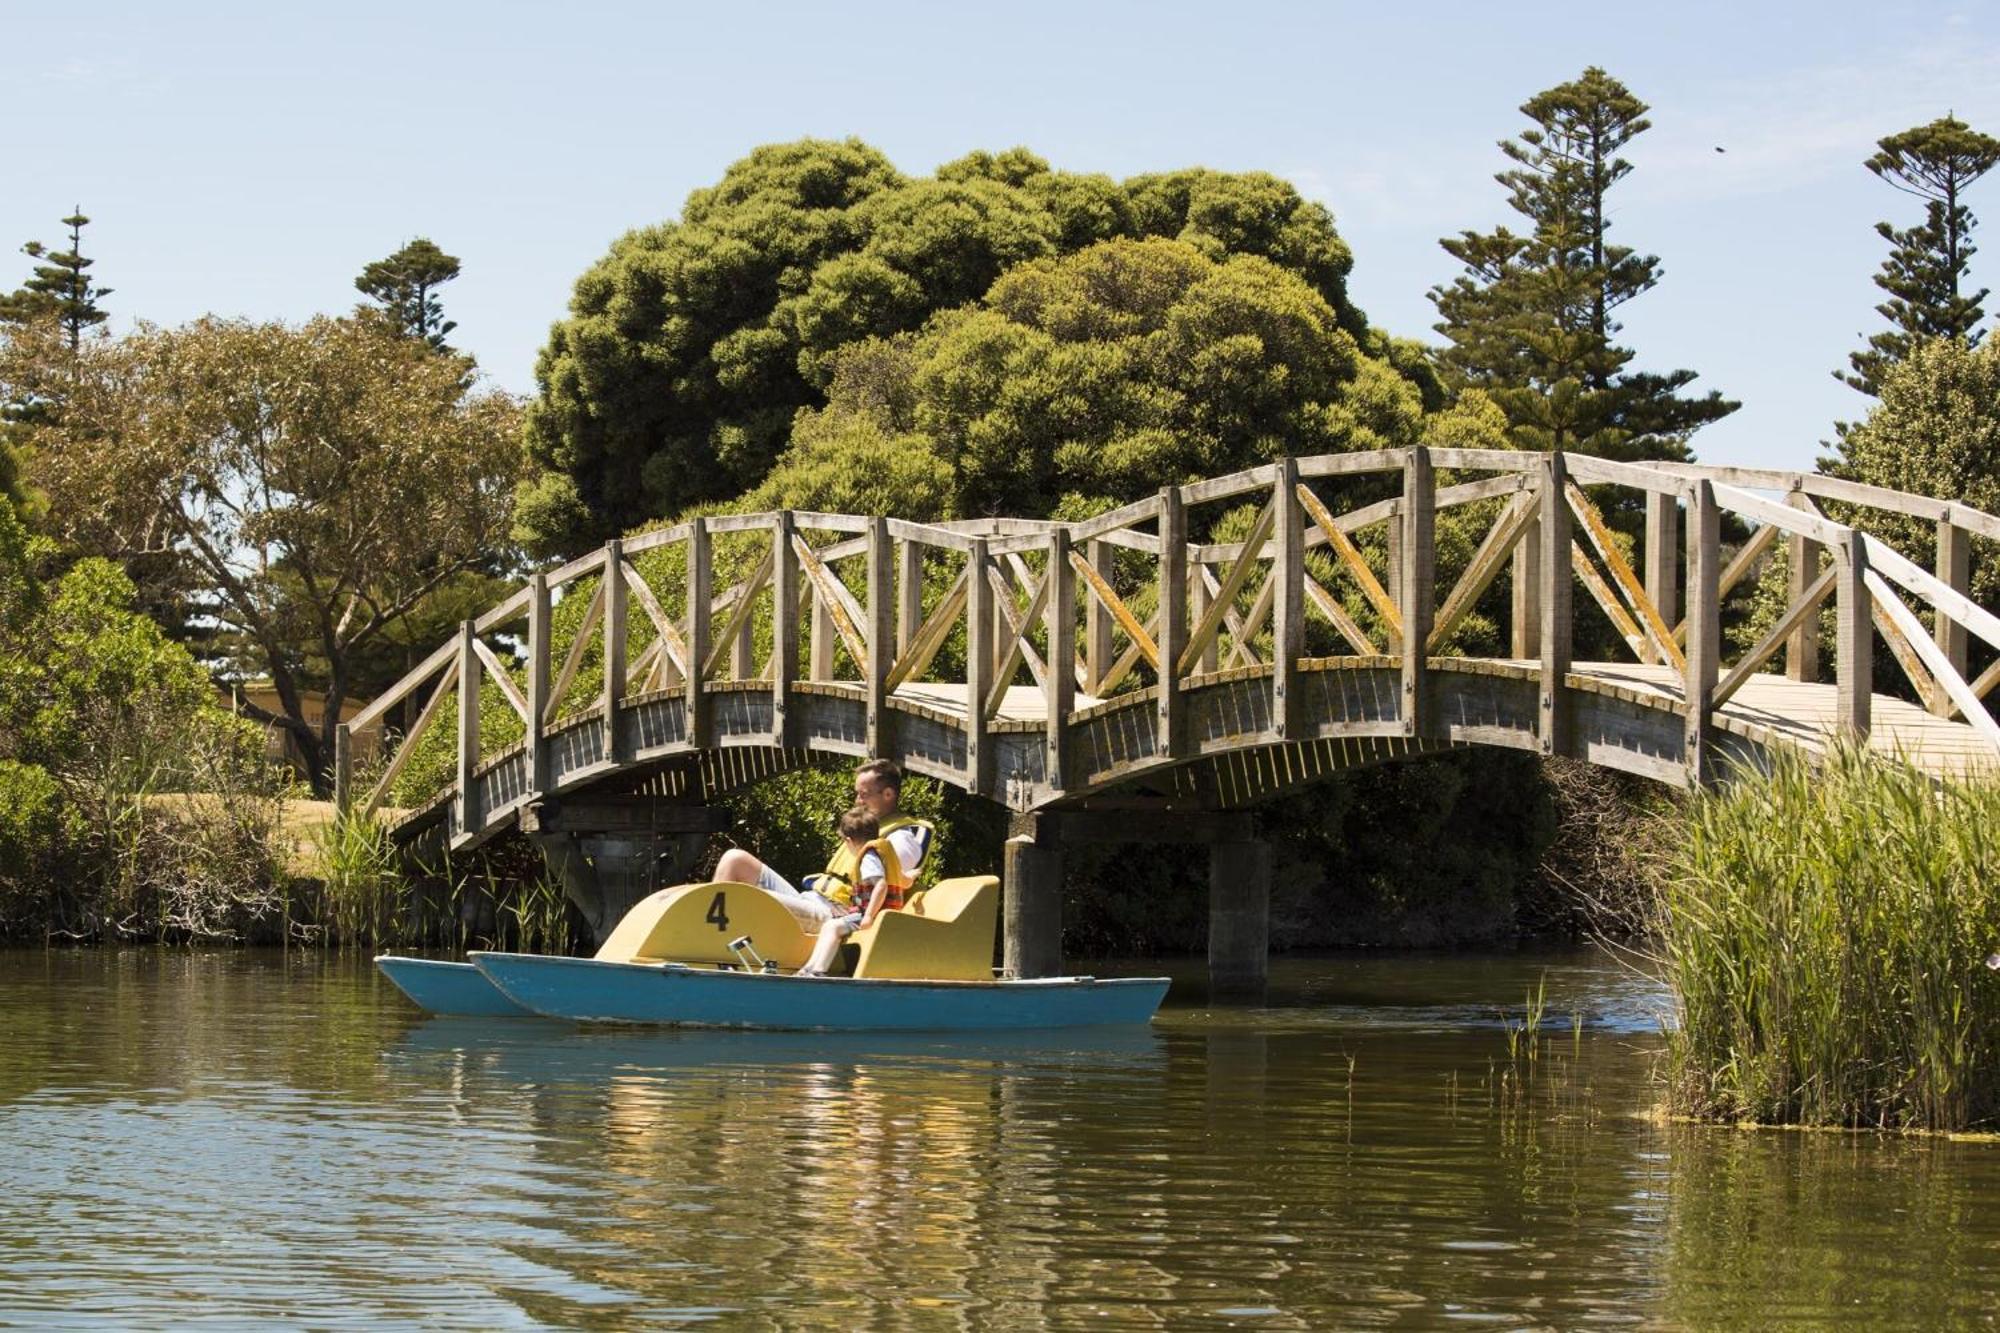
[355,237,462,351]
[1841,115,2000,400]
[0,209,112,352]
[515,139,1388,555]
[1430,68,1736,460]
[23,315,524,793]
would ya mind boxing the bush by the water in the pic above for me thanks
[1659,744,2000,1132]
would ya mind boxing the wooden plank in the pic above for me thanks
[1095,608,1163,696]
[1671,520,1780,649]
[1272,458,1304,740]
[704,510,778,534]
[1400,447,1435,736]
[620,559,689,679]
[1429,490,1537,652]
[601,537,628,763]
[1644,490,1680,627]
[966,539,993,793]
[1936,518,1970,714]
[1866,568,2000,755]
[1512,512,1541,660]
[1070,493,1162,542]
[1198,565,1264,667]
[896,539,923,657]
[1304,574,1378,655]
[1836,529,1872,737]
[1179,492,1275,674]
[1296,483,1403,647]
[1712,565,1837,708]
[984,562,1053,717]
[866,517,892,755]
[1157,484,1188,756]
[1068,549,1159,669]
[362,660,457,817]
[686,518,711,748]
[886,517,976,552]
[884,564,970,691]
[1870,588,1943,714]
[1572,543,1648,659]
[1562,454,1687,494]
[700,545,772,680]
[348,638,459,734]
[1424,447,1540,473]
[1684,480,1721,780]
[544,576,604,725]
[1085,538,1113,693]
[1188,564,1217,673]
[454,621,481,837]
[1567,481,1685,671]
[792,534,869,672]
[1946,657,2000,722]
[1709,482,1848,546]
[1046,527,1075,791]
[1231,562,1278,666]
[1539,455,1573,756]
[1295,448,1404,479]
[1863,535,2000,656]
[471,636,530,724]
[526,572,550,795]
[770,513,798,746]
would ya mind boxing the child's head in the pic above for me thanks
[837,805,879,848]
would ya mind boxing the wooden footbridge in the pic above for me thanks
[336,449,2000,982]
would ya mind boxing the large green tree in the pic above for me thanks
[1840,115,2000,400]
[1430,67,1736,460]
[516,139,1379,555]
[355,237,462,351]
[23,315,524,792]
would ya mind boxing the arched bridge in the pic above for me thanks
[337,448,2000,856]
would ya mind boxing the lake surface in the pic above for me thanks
[3,949,1998,1329]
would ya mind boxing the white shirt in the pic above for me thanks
[856,849,886,888]
[885,824,928,878]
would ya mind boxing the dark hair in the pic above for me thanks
[855,758,902,795]
[837,806,879,842]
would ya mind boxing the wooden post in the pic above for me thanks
[1644,488,1680,627]
[601,540,627,765]
[333,723,352,816]
[1209,839,1270,996]
[1271,457,1304,740]
[1157,485,1187,759]
[1002,816,1062,979]
[1537,453,1572,755]
[809,584,835,681]
[1683,480,1720,783]
[897,539,923,657]
[1188,562,1217,674]
[1837,526,1873,738]
[686,519,711,748]
[1045,526,1075,792]
[527,571,551,794]
[1085,538,1113,695]
[1786,502,1823,684]
[965,539,993,795]
[1400,446,1435,737]
[1511,513,1541,660]
[771,512,798,747]
[455,619,481,839]
[866,517,892,755]
[1935,516,1969,714]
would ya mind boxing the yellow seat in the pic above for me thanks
[851,876,1000,981]
[594,882,816,969]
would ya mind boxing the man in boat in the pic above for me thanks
[710,758,934,932]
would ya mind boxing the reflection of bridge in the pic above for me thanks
[337,449,2000,986]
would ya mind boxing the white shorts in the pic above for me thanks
[756,865,834,927]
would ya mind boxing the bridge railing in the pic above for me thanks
[335,449,2000,837]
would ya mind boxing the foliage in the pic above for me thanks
[1430,67,1736,461]
[1659,745,2000,1131]
[355,237,462,351]
[1841,115,2000,401]
[775,236,1420,524]
[0,209,111,351]
[516,138,1388,554]
[22,314,524,792]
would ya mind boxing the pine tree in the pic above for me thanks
[1430,68,1736,460]
[354,238,461,351]
[0,209,112,351]
[1841,115,2000,399]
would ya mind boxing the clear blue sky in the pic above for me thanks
[7,0,1998,473]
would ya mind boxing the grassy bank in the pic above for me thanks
[1659,744,2000,1133]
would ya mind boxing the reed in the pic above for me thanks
[1657,742,2000,1132]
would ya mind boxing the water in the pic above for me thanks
[3,950,1999,1329]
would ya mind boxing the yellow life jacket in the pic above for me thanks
[876,815,935,879]
[805,836,908,913]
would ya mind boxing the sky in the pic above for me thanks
[6,0,1999,474]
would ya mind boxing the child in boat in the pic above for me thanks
[793,806,905,977]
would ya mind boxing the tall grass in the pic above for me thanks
[1658,743,2000,1132]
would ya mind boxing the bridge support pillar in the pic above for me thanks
[522,797,731,947]
[1208,839,1270,998]
[1003,815,1064,979]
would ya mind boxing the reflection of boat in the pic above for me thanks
[378,874,1170,1030]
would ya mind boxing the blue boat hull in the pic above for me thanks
[471,953,1169,1030]
[375,956,533,1017]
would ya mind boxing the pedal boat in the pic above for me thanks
[377,875,1168,1030]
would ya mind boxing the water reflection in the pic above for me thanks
[0,949,1996,1327]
